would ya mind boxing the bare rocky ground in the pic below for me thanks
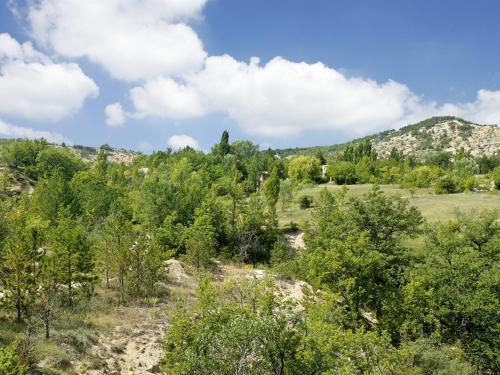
[69,258,309,374]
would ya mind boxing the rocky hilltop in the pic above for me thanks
[372,117,499,158]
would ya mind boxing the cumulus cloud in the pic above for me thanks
[28,0,207,81]
[130,78,205,119]
[125,55,500,137]
[0,118,72,144]
[0,33,98,122]
[105,102,126,127]
[167,134,199,150]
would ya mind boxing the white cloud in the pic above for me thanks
[28,0,207,81]
[125,55,500,137]
[130,78,205,119]
[0,33,98,122]
[105,102,126,127]
[0,118,72,144]
[167,134,199,150]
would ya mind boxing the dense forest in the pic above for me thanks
[0,132,498,374]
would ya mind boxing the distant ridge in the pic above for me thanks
[273,117,500,158]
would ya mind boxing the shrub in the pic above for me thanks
[491,166,500,189]
[453,157,479,180]
[402,166,436,188]
[0,342,28,374]
[298,195,313,209]
[459,176,477,192]
[435,175,458,194]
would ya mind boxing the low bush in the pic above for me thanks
[298,195,313,209]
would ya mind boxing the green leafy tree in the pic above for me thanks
[403,210,499,372]
[35,147,85,181]
[329,161,358,184]
[287,156,321,184]
[302,186,422,331]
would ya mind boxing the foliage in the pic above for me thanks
[491,166,500,189]
[183,213,216,270]
[435,175,459,194]
[287,156,321,184]
[298,195,313,209]
[278,179,295,211]
[403,210,499,372]
[0,341,28,375]
[329,161,358,184]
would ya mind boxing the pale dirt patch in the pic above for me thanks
[285,231,305,250]
[73,260,197,374]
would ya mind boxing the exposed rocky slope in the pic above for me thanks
[371,117,500,158]
[273,116,500,159]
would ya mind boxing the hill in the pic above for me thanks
[273,116,500,159]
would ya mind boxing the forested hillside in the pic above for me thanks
[0,133,498,374]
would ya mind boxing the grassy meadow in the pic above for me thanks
[278,183,500,228]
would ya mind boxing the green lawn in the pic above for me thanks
[278,183,500,228]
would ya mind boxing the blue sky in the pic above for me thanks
[0,0,499,152]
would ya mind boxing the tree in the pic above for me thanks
[70,170,116,224]
[263,164,280,215]
[329,161,358,185]
[183,213,216,270]
[302,186,422,331]
[278,179,295,211]
[1,213,37,322]
[35,147,85,181]
[2,139,47,178]
[50,215,93,305]
[287,156,321,184]
[32,171,76,224]
[219,130,230,157]
[98,200,133,302]
[35,251,59,339]
[492,166,500,189]
[129,233,165,298]
[453,157,479,180]
[403,210,499,372]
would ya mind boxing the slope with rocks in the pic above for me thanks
[371,117,500,157]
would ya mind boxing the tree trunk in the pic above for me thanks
[67,250,72,305]
[45,318,50,339]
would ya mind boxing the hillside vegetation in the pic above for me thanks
[0,131,498,374]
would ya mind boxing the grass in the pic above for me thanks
[278,183,500,228]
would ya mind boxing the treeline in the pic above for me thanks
[283,140,500,193]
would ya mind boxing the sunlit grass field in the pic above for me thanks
[277,183,500,228]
